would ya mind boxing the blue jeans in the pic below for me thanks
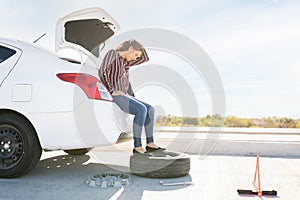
[113,95,154,147]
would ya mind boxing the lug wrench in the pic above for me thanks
[159,180,194,186]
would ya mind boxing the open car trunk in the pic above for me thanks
[55,7,120,63]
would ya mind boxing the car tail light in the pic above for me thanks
[56,73,113,102]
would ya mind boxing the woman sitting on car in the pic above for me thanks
[99,39,165,154]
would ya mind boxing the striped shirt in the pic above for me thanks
[99,49,149,94]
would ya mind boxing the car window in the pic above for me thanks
[0,45,16,64]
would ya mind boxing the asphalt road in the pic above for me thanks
[1,130,300,200]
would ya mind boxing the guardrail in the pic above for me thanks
[155,126,300,135]
[154,127,300,157]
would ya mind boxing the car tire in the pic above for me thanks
[130,150,190,178]
[63,148,92,155]
[0,113,42,178]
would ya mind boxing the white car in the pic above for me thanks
[0,7,132,178]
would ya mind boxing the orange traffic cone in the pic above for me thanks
[237,155,277,196]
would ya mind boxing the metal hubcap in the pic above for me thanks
[0,125,24,169]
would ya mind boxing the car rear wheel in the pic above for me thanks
[63,148,92,155]
[0,113,42,178]
[130,150,190,178]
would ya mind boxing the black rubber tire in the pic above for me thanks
[63,148,92,155]
[130,150,190,178]
[0,113,42,178]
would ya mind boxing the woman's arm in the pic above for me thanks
[128,48,149,66]
[127,82,135,97]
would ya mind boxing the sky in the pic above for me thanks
[1,0,300,118]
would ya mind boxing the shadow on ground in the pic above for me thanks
[0,153,192,200]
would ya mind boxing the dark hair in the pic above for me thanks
[116,39,144,52]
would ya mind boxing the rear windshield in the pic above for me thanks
[0,45,16,64]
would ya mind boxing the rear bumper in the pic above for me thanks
[29,99,131,150]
